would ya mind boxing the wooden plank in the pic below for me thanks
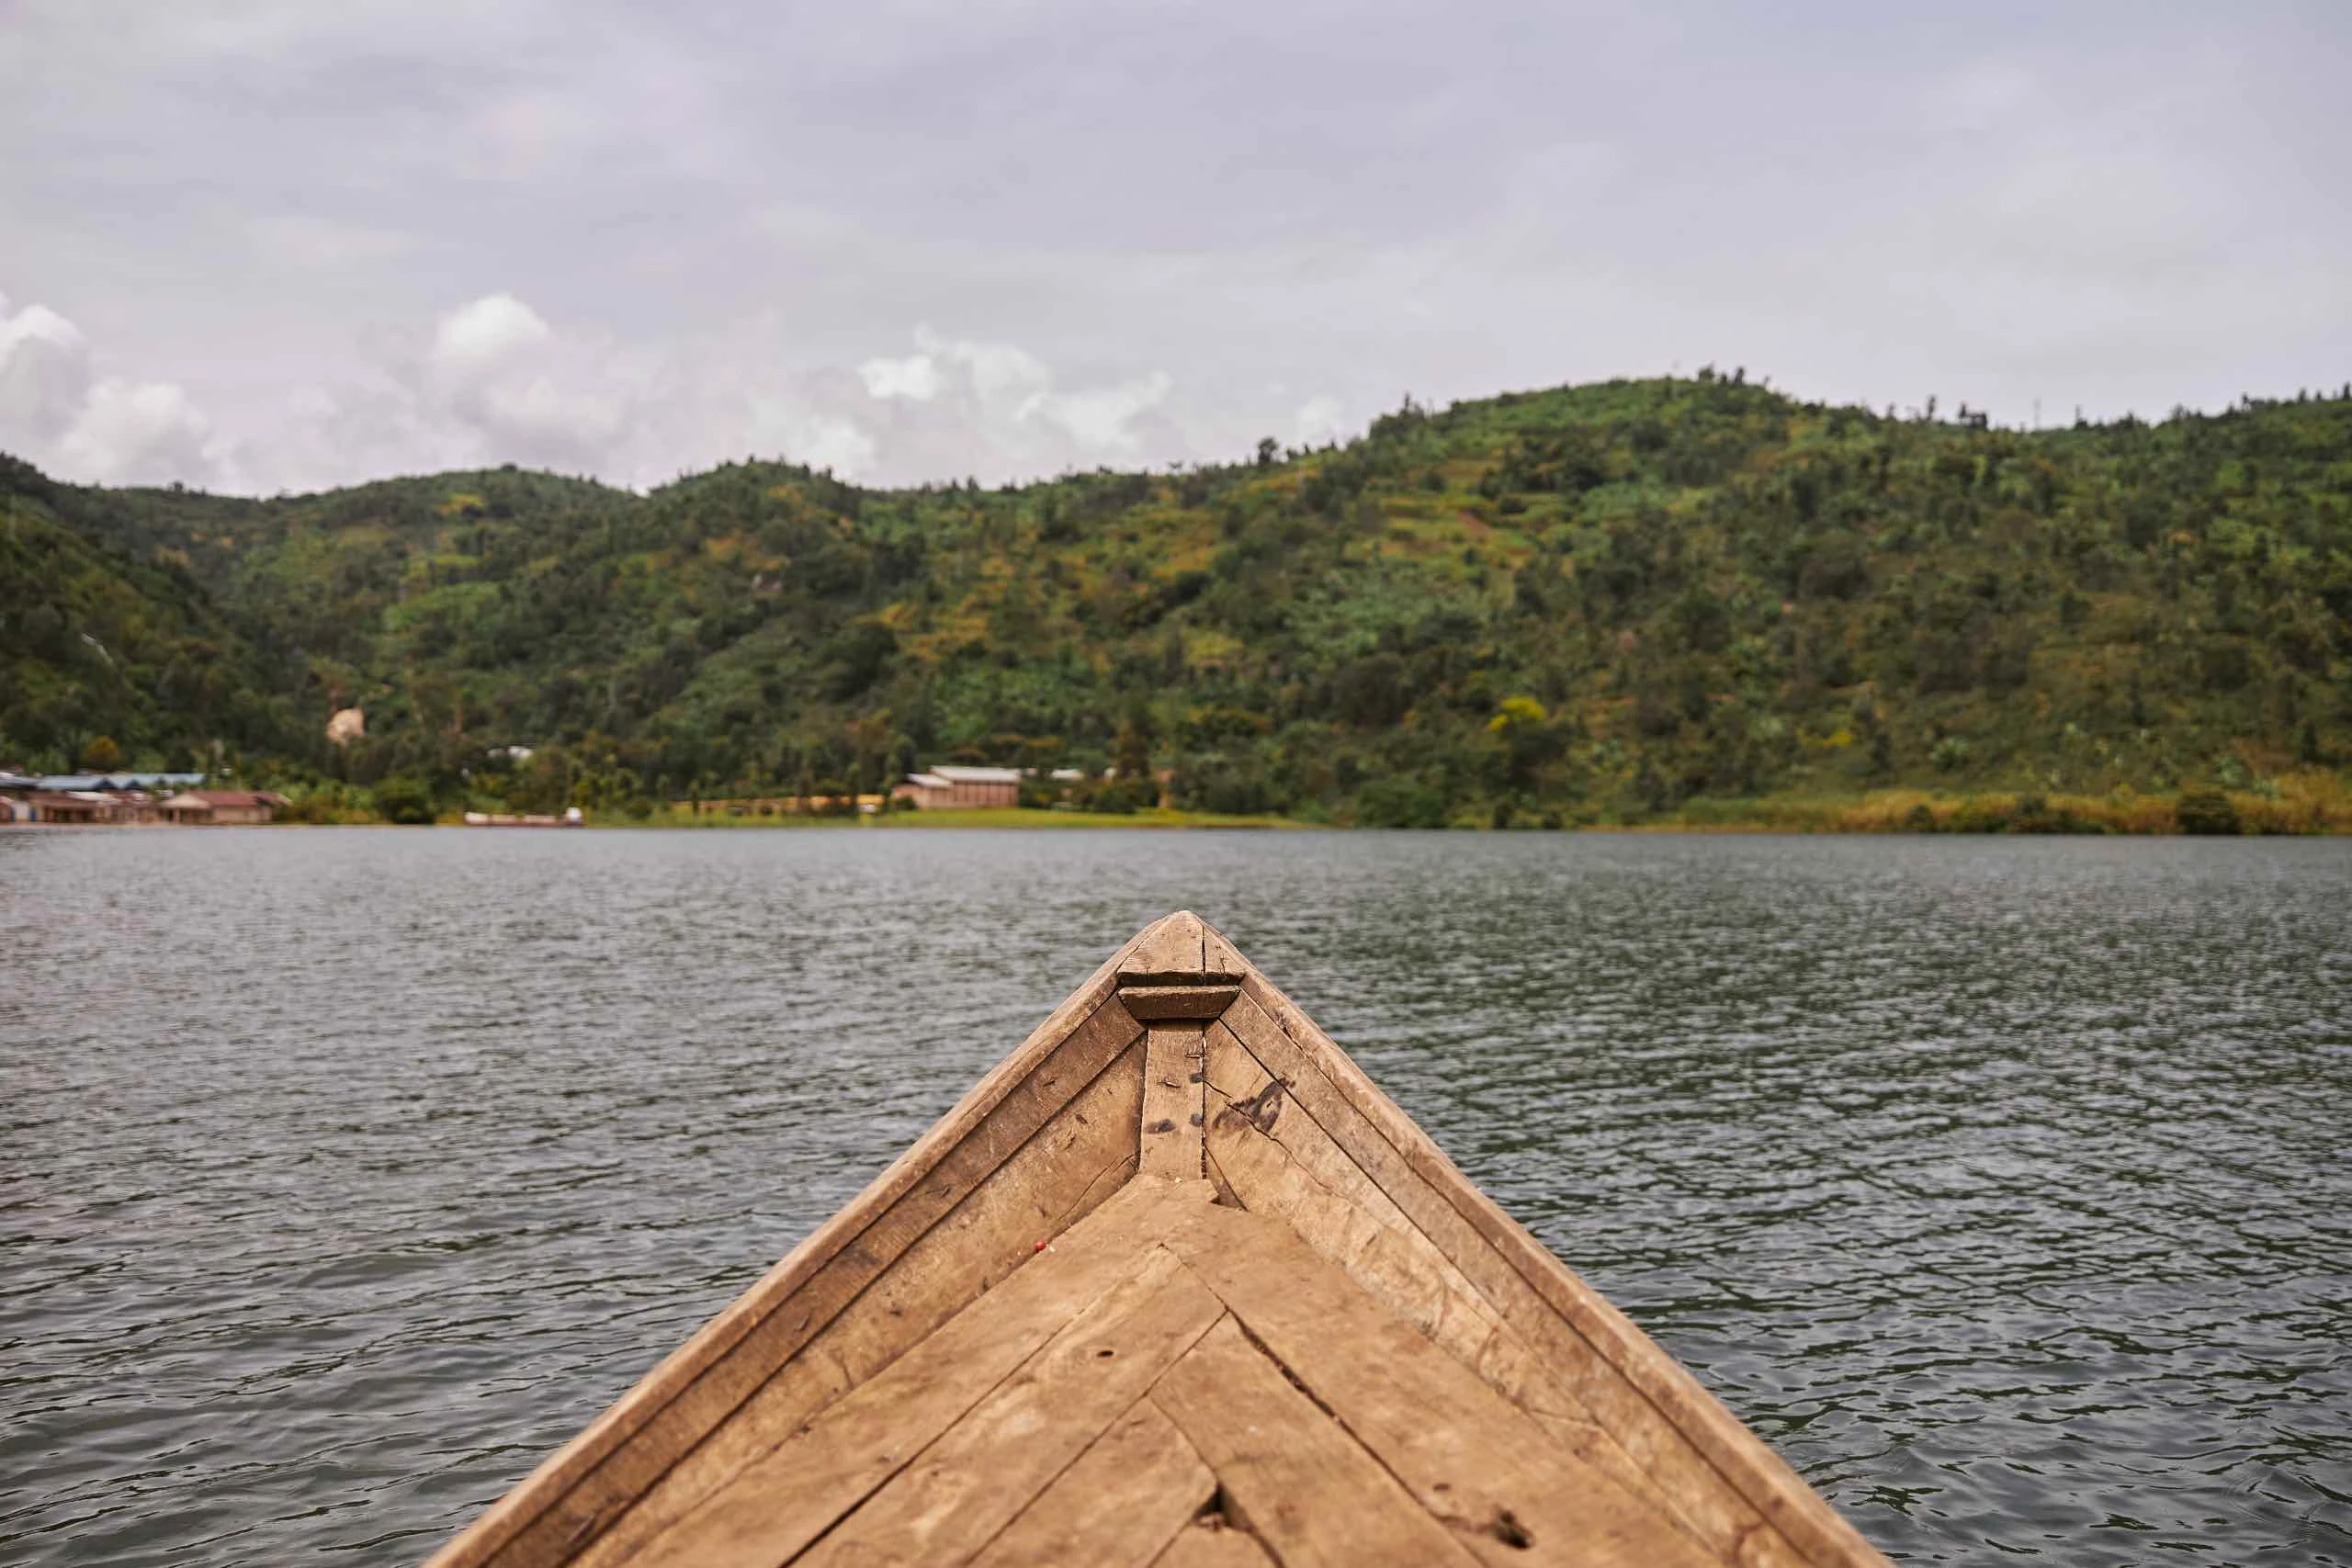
[803,1251,1225,1566]
[445,991,1148,1568]
[1220,985,1873,1568]
[970,1400,1215,1568]
[573,1035,1148,1568]
[1166,1201,1712,1568]
[1154,1523,1277,1568]
[1200,1025,1695,1540]
[1204,1024,1498,1348]
[1217,988,1778,1562]
[1139,1025,1205,1179]
[1119,985,1239,1021]
[1121,910,1205,979]
[630,1181,1213,1568]
[1149,1316,1481,1568]
[432,925,1171,1568]
[1199,918,1247,978]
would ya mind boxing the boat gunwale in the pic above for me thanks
[1218,944,1885,1568]
[423,919,1169,1568]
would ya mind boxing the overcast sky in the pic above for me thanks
[1,1,2345,494]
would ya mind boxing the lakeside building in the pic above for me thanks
[159,790,289,826]
[0,772,37,822]
[891,765,1023,810]
[888,764,1097,810]
[0,773,288,826]
[34,772,209,797]
[25,791,131,825]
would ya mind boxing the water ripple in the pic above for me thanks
[2,829,2346,1565]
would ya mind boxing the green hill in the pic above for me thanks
[6,373,2349,827]
[0,456,298,770]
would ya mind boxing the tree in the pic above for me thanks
[79,735,123,772]
[372,775,435,825]
[1113,714,1153,780]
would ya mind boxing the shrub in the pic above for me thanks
[1071,777,1154,814]
[372,776,436,825]
[1171,755,1283,817]
[1356,777,1447,829]
[2174,789,2242,836]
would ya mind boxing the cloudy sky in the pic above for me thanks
[1,1,2345,494]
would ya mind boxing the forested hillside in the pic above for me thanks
[6,373,2349,826]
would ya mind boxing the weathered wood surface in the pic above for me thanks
[1202,1013,1709,1551]
[428,910,1888,1568]
[429,962,1153,1568]
[1120,909,1206,980]
[572,1036,1148,1568]
[1163,1200,1712,1568]
[1152,1316,1481,1568]
[1216,983,1808,1566]
[628,1181,1211,1568]
[796,1247,1224,1567]
[1118,984,1240,1021]
[1152,1524,1278,1568]
[1138,1024,1206,1179]
[968,1400,1214,1568]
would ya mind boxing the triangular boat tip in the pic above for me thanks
[1113,911,1252,983]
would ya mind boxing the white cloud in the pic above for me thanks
[0,289,228,486]
[748,397,877,475]
[394,292,636,471]
[1045,370,1173,452]
[0,295,92,444]
[1,291,1210,492]
[55,379,220,487]
[3,2,2346,499]
[430,293,552,376]
[857,350,943,401]
[836,326,1180,474]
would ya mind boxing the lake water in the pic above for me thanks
[2,828,2347,1566]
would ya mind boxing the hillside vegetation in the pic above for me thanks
[5,373,2349,828]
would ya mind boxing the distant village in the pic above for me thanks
[0,772,288,826]
[0,762,1138,827]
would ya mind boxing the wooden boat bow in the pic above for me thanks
[425,911,1888,1568]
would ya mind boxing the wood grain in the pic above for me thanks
[1120,911,1206,979]
[1139,1025,1206,1179]
[1197,917,1247,978]
[969,1400,1215,1568]
[1166,1201,1712,1568]
[429,925,1169,1568]
[1220,979,1881,1567]
[1152,1524,1277,1568]
[629,1181,1208,1568]
[1151,1315,1482,1568]
[802,1250,1223,1566]
[1118,985,1240,1021]
[575,1036,1148,1568]
[1200,1022,1693,1540]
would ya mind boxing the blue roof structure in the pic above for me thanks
[33,772,208,792]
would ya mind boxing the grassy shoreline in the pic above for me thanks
[418,778,2352,834]
[604,805,1305,829]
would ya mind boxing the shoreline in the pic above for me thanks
[556,781,2352,834]
[13,785,2346,836]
